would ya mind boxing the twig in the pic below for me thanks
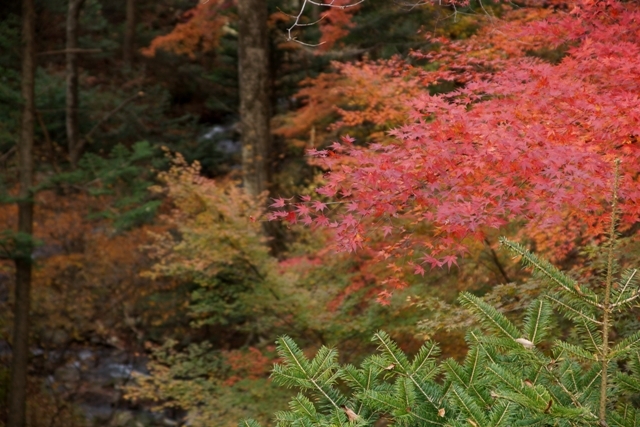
[599,159,620,424]
[85,91,144,142]
[286,0,365,46]
[36,110,60,173]
[37,48,102,56]
[484,238,511,283]
[0,146,16,164]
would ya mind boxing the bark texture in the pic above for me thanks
[123,0,136,67]
[66,0,86,168]
[7,0,35,425]
[238,0,270,198]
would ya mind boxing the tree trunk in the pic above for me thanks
[7,0,35,425]
[238,0,270,198]
[66,0,86,168]
[123,0,136,67]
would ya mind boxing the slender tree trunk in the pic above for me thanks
[238,0,270,198]
[7,0,35,425]
[123,0,136,67]
[66,0,86,168]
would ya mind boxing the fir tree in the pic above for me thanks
[243,163,640,426]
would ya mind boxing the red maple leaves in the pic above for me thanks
[271,0,640,277]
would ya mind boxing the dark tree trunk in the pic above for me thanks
[7,0,35,425]
[66,0,86,168]
[123,0,136,67]
[238,0,270,198]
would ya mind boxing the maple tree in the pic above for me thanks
[271,0,640,292]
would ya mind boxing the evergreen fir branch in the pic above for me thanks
[438,380,453,407]
[396,377,416,410]
[372,331,411,371]
[512,417,547,426]
[411,341,440,376]
[298,418,314,427]
[612,268,638,307]
[545,361,579,396]
[528,365,545,389]
[500,238,599,305]
[543,294,603,325]
[610,405,639,427]
[364,386,445,426]
[614,372,640,394]
[610,292,640,310]
[340,365,363,390]
[373,331,441,411]
[577,317,603,354]
[310,346,339,381]
[487,364,549,410]
[341,363,379,393]
[406,406,447,426]
[238,419,262,427]
[599,160,621,426]
[465,347,482,386]
[488,401,514,427]
[474,335,522,352]
[459,292,521,340]
[524,299,553,345]
[271,365,314,389]
[469,383,493,408]
[273,336,344,412]
[327,407,349,427]
[551,343,594,364]
[544,384,572,414]
[449,384,489,427]
[289,394,320,422]
[629,351,640,375]
[609,329,640,359]
[575,365,601,397]
[361,388,405,413]
[563,366,579,393]
[573,368,601,409]
[541,361,593,412]
[546,402,596,421]
[365,354,395,374]
[468,331,498,364]
[275,335,313,377]
[443,359,469,387]
[274,410,298,425]
[317,385,349,413]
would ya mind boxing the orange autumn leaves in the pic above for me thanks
[0,187,181,349]
[141,0,233,59]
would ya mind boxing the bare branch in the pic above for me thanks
[85,91,145,142]
[0,146,16,164]
[36,110,60,173]
[286,0,365,46]
[37,48,102,56]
